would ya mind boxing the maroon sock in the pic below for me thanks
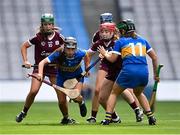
[129,101,138,110]
[112,112,118,119]
[91,111,97,118]
[23,106,29,113]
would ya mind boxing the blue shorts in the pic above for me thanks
[56,74,84,87]
[116,64,149,88]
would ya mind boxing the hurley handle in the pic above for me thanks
[153,64,163,92]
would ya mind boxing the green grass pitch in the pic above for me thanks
[0,100,180,134]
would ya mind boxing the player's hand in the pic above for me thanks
[23,61,31,69]
[97,46,107,57]
[84,71,90,77]
[154,76,160,82]
[99,53,104,59]
[37,73,43,81]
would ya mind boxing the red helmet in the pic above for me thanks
[99,22,116,32]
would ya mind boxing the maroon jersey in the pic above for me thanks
[89,39,114,72]
[28,31,64,75]
[105,55,122,81]
[91,30,122,81]
[92,31,100,44]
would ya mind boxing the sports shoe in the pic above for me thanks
[148,116,156,125]
[86,117,96,123]
[16,111,27,123]
[101,119,110,125]
[79,102,87,117]
[134,108,143,122]
[111,116,121,123]
[60,117,76,124]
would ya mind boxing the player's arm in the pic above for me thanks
[83,52,91,76]
[52,44,64,53]
[21,41,31,68]
[38,58,49,81]
[38,51,59,80]
[86,49,95,67]
[147,49,159,82]
[97,46,119,63]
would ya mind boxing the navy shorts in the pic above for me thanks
[56,74,84,87]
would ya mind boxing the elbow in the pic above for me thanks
[151,55,158,65]
[152,54,158,61]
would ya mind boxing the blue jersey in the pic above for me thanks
[114,36,152,66]
[114,36,152,88]
[47,48,86,79]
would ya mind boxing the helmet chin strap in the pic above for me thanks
[43,31,53,36]
[101,34,114,42]
[102,38,111,42]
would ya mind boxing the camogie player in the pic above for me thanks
[99,19,158,125]
[16,13,64,123]
[38,37,89,124]
[87,13,143,123]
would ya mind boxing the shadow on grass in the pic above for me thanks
[21,122,148,127]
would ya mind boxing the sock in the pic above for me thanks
[129,101,138,110]
[145,111,153,118]
[112,112,118,119]
[105,112,112,121]
[91,111,97,118]
[63,114,69,119]
[23,106,29,114]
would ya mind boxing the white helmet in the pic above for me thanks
[64,37,77,49]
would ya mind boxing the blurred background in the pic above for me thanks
[0,0,180,101]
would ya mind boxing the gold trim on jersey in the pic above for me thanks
[121,45,146,58]
[58,63,81,72]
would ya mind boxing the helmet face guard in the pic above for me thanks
[64,37,77,49]
[64,37,77,58]
[99,22,115,40]
[100,13,113,24]
[40,13,54,35]
[41,13,54,24]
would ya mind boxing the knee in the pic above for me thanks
[94,88,100,96]
[73,95,83,103]
[59,98,67,105]
[99,96,106,105]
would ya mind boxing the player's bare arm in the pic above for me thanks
[38,58,49,81]
[97,46,118,63]
[84,53,91,77]
[147,49,159,82]
[21,41,31,68]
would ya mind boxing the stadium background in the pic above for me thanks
[0,0,180,101]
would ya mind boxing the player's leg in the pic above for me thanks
[16,75,43,123]
[73,80,87,117]
[99,78,121,123]
[58,91,76,124]
[121,89,143,122]
[101,83,125,125]
[87,69,107,123]
[133,87,156,125]
[127,89,140,106]
[49,75,66,117]
[54,75,75,124]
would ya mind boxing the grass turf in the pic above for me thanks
[0,101,180,134]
